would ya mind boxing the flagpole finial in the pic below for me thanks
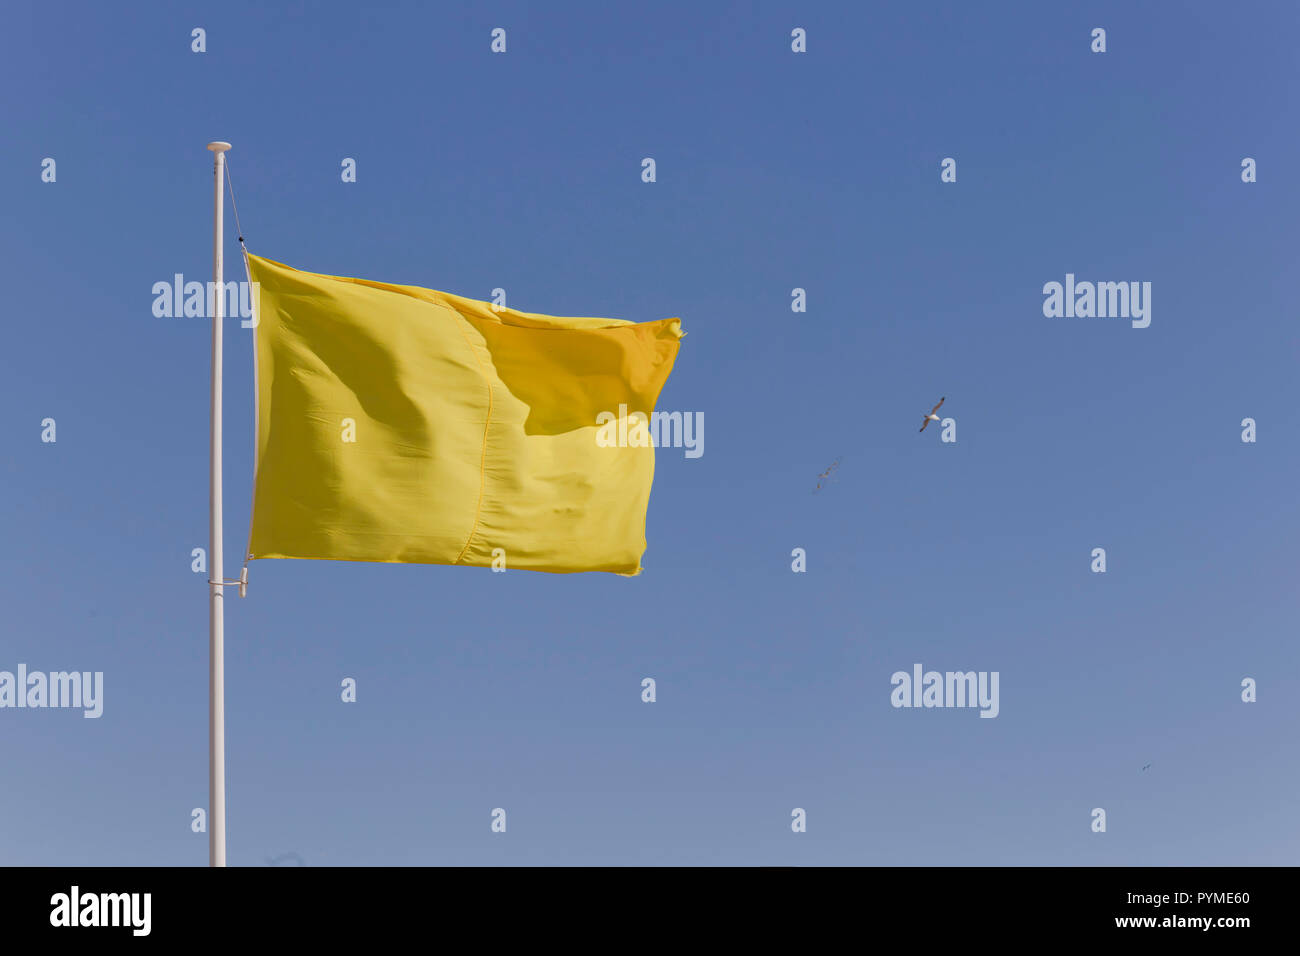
[207,141,232,153]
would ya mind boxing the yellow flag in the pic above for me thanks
[243,254,683,575]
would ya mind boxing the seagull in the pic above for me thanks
[919,397,945,432]
[1141,763,1152,772]
[814,458,841,493]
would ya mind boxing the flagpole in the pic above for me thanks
[206,140,231,867]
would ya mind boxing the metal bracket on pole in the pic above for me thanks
[207,572,248,598]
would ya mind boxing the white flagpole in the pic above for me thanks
[206,140,231,867]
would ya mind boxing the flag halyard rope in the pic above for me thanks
[224,160,251,599]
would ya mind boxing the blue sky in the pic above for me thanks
[2,0,1297,865]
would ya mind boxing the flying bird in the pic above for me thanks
[1141,763,1152,772]
[814,458,841,493]
[919,397,945,432]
